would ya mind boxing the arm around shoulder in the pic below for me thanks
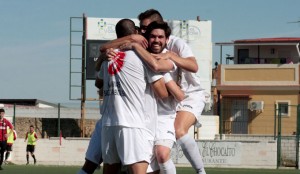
[132,43,174,72]
[100,34,147,52]
[169,52,198,73]
[151,78,169,99]
[165,80,185,101]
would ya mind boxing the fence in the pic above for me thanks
[219,97,299,168]
[275,105,300,168]
[1,102,101,138]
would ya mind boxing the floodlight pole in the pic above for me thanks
[80,13,86,137]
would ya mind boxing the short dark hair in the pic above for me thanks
[138,9,164,23]
[115,19,137,38]
[30,125,34,128]
[144,21,171,39]
[0,108,5,113]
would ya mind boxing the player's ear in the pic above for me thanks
[135,26,140,34]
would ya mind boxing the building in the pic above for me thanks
[0,99,100,138]
[214,37,300,135]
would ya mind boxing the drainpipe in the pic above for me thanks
[220,45,223,64]
[258,45,260,64]
[296,43,300,59]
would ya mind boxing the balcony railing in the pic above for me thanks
[238,57,293,64]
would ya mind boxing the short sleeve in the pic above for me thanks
[98,63,105,80]
[163,72,173,83]
[144,65,163,83]
[167,36,194,58]
[5,119,13,129]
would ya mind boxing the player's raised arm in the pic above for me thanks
[99,34,148,53]
[159,51,198,73]
[164,73,185,101]
[151,78,168,99]
[120,42,174,72]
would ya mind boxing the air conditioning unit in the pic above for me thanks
[248,101,264,111]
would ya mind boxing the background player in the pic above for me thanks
[4,127,17,164]
[24,125,38,165]
[0,108,14,170]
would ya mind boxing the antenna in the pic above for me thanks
[287,20,300,23]
[288,17,300,23]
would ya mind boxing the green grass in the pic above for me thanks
[1,165,299,174]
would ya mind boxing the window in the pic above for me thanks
[237,49,249,64]
[276,100,290,117]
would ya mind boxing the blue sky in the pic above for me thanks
[0,0,299,104]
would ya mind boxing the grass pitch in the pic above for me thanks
[0,165,299,174]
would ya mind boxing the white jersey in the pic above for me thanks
[157,71,178,116]
[144,84,158,140]
[99,50,162,131]
[156,48,178,116]
[167,35,203,93]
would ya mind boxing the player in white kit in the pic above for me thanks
[78,19,142,174]
[96,9,206,174]
[79,19,168,174]
[100,19,170,174]
[137,9,206,174]
[119,22,185,174]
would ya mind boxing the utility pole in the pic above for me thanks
[80,13,86,137]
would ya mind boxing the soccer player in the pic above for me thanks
[82,9,206,174]
[138,9,206,174]
[0,108,14,170]
[99,18,168,174]
[120,21,184,174]
[24,125,38,165]
[4,127,17,164]
[105,9,207,174]
[78,18,165,174]
[100,19,168,174]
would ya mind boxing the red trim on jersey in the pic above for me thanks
[0,118,13,141]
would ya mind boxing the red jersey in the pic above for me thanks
[0,118,13,141]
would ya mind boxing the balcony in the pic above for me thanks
[215,64,300,90]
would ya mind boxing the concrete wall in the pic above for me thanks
[10,138,89,165]
[9,138,280,169]
[216,134,299,168]
[172,140,277,169]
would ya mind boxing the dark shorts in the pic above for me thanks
[0,141,7,152]
[6,144,13,151]
[26,145,35,153]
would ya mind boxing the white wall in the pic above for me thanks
[10,138,278,169]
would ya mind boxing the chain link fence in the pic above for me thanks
[219,97,299,168]
[2,102,101,138]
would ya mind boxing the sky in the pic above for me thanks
[0,0,299,105]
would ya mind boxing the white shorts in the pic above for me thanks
[155,115,176,144]
[177,90,205,127]
[147,139,174,173]
[101,126,153,165]
[147,115,176,173]
[85,119,102,164]
[146,154,159,173]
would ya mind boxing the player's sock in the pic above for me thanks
[5,152,10,161]
[26,155,29,164]
[158,159,176,174]
[197,168,206,174]
[77,169,88,174]
[32,155,37,164]
[177,134,205,173]
[80,159,99,174]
